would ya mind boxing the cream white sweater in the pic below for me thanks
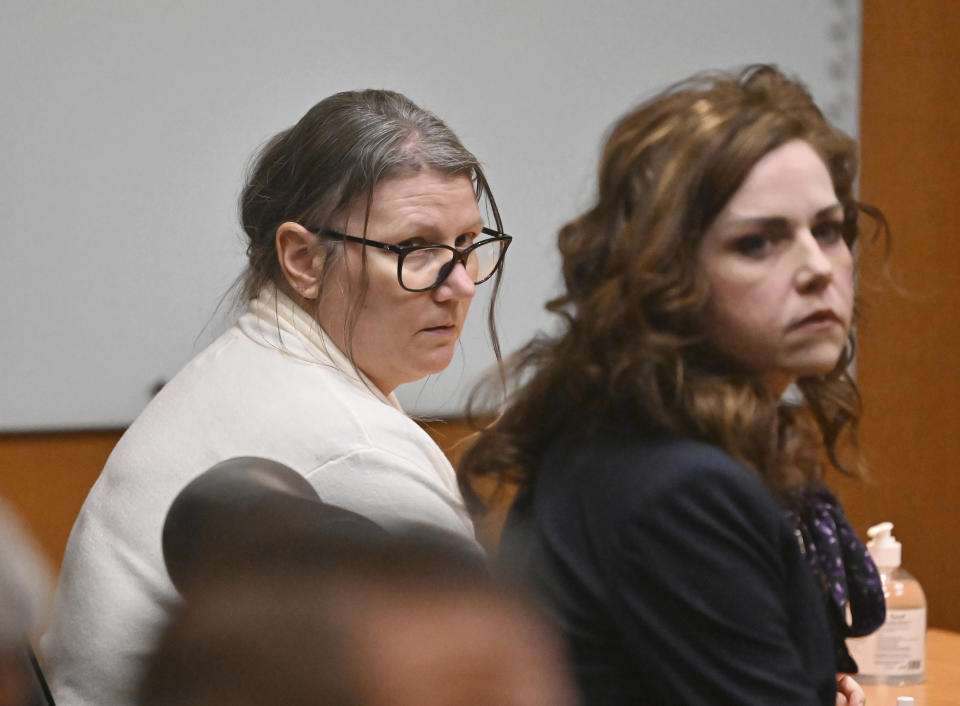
[41,287,478,706]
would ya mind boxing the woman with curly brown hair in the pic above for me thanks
[459,66,886,705]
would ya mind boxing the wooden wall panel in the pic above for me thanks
[832,1,960,630]
[0,431,121,567]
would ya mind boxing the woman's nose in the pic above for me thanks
[794,231,834,291]
[433,261,476,301]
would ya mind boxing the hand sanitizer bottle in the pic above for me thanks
[846,522,926,684]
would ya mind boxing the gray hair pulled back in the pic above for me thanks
[239,89,500,301]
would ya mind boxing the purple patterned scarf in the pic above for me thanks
[786,485,886,673]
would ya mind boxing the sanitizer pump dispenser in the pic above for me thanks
[846,522,927,685]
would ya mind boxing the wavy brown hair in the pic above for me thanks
[460,65,888,507]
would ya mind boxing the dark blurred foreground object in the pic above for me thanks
[161,456,388,594]
[143,458,575,706]
[0,501,55,706]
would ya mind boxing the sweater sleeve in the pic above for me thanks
[303,446,481,550]
[607,454,831,705]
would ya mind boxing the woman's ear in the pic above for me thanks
[276,222,325,299]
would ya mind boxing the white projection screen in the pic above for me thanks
[0,0,860,430]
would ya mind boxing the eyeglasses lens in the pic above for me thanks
[400,240,503,290]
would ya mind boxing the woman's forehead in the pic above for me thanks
[354,171,481,233]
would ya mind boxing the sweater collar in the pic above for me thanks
[246,285,404,412]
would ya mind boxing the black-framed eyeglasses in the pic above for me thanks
[315,227,513,292]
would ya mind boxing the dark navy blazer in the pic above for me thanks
[501,425,836,705]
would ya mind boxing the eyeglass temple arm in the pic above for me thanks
[319,229,403,254]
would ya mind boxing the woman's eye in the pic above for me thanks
[454,233,476,249]
[732,234,773,258]
[397,237,428,248]
[812,221,845,244]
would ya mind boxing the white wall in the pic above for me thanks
[0,0,860,430]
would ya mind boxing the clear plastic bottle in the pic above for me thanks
[846,522,926,685]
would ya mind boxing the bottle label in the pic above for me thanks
[846,608,926,677]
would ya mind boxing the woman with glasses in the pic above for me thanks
[460,66,885,705]
[42,90,511,706]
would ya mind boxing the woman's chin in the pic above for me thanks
[406,351,458,385]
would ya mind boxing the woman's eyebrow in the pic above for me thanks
[395,216,485,237]
[814,203,844,219]
[723,215,790,229]
[723,202,844,229]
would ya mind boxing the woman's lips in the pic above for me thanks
[790,309,842,330]
[419,324,457,335]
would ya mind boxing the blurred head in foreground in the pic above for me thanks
[139,530,574,706]
[0,500,53,706]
